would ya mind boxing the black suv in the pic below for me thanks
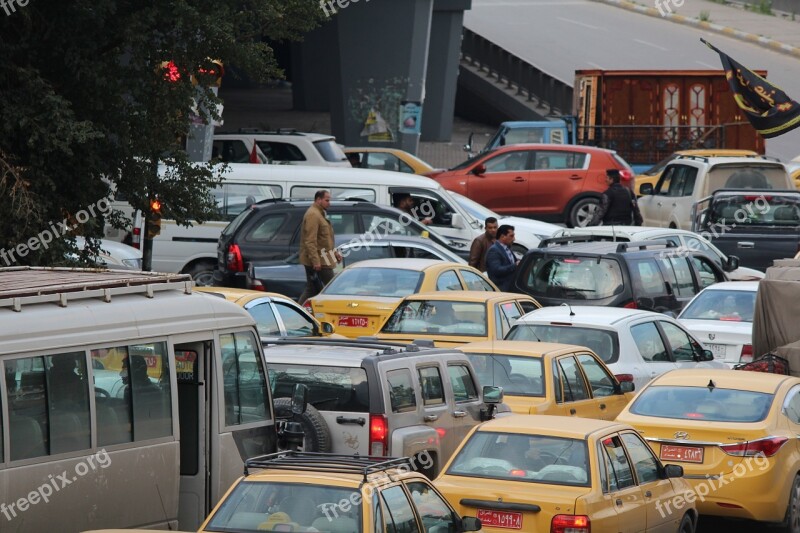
[513,237,728,316]
[214,199,469,287]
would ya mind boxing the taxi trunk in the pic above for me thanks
[309,295,399,338]
[435,475,587,532]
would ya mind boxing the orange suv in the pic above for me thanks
[428,144,634,227]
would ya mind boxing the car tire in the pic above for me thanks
[678,513,694,533]
[783,475,800,533]
[186,261,216,287]
[273,397,332,453]
[568,197,600,228]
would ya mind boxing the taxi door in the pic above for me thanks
[551,355,603,419]
[589,434,648,533]
[575,353,631,420]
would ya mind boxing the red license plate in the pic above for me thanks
[660,444,704,463]
[337,315,370,328]
[476,509,522,530]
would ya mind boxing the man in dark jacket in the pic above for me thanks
[590,169,643,226]
[468,217,498,272]
[486,225,518,292]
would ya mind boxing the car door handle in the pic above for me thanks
[644,490,652,498]
[599,404,606,410]
[453,410,468,418]
[569,175,582,180]
[512,177,526,182]
[423,414,439,422]
[569,408,577,415]
[615,498,623,506]
[738,241,755,249]
[336,416,366,426]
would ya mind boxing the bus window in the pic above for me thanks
[220,331,270,426]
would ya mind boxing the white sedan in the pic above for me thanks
[677,281,758,367]
[506,305,726,391]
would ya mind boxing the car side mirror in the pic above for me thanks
[451,212,465,229]
[617,381,635,394]
[474,163,486,176]
[640,183,654,195]
[291,383,308,415]
[320,322,335,334]
[463,132,474,153]
[724,255,740,272]
[702,349,715,362]
[664,464,684,478]
[483,385,503,404]
[459,516,482,532]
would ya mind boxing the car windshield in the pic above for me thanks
[709,194,800,227]
[705,164,789,194]
[629,385,773,422]
[679,289,756,322]
[382,300,488,337]
[641,154,678,176]
[449,149,497,171]
[519,256,624,301]
[452,192,499,221]
[447,431,590,487]
[268,364,369,413]
[466,353,544,396]
[314,139,348,163]
[204,480,362,532]
[323,268,423,298]
[506,325,619,364]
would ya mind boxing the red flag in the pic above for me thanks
[249,141,260,164]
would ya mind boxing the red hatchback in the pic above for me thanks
[428,144,634,227]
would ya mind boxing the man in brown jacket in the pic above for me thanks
[468,217,498,272]
[298,190,342,303]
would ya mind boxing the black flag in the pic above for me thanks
[703,38,800,138]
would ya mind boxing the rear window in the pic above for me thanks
[466,353,544,396]
[323,268,423,297]
[447,432,590,487]
[709,194,800,227]
[506,325,619,364]
[629,385,773,422]
[267,363,369,413]
[382,300,487,337]
[205,480,362,532]
[314,139,348,163]
[680,289,756,322]
[520,256,623,300]
[221,207,254,237]
[705,164,789,194]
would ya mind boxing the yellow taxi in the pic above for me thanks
[374,292,540,347]
[307,259,498,338]
[195,287,342,339]
[460,340,635,420]
[434,414,696,533]
[616,368,800,525]
[635,149,759,196]
[792,166,800,189]
[198,451,482,532]
[345,147,435,174]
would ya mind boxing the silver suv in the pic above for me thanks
[213,129,350,167]
[264,338,505,477]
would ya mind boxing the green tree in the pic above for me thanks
[0,0,324,268]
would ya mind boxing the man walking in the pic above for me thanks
[469,217,498,272]
[590,169,643,226]
[298,190,342,303]
[486,224,519,292]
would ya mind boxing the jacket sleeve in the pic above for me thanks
[630,190,644,226]
[302,214,321,267]
[486,247,516,276]
[590,193,610,226]
[468,238,483,269]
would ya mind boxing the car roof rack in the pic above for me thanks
[262,337,411,355]
[244,451,414,478]
[538,236,600,248]
[216,128,303,136]
[615,240,676,252]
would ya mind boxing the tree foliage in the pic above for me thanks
[0,0,324,266]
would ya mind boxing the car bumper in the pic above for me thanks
[212,269,246,288]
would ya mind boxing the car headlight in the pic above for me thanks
[122,258,143,269]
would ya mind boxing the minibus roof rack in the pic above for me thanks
[0,267,192,311]
[244,451,413,479]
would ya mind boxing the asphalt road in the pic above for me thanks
[464,0,800,163]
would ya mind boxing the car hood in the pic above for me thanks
[728,266,765,281]
[496,216,560,238]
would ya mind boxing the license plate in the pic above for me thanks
[337,315,370,328]
[707,343,728,358]
[660,444,704,463]
[476,509,522,530]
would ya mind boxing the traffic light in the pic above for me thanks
[146,198,162,239]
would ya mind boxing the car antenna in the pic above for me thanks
[707,379,716,391]
[560,302,575,317]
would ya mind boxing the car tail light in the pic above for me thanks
[740,344,753,363]
[719,436,788,457]
[226,244,244,272]
[369,414,388,456]
[623,300,637,309]
[744,195,771,202]
[615,374,634,383]
[247,278,266,291]
[303,300,313,313]
[551,514,590,533]
[619,169,633,181]
[509,469,526,477]
[132,227,141,250]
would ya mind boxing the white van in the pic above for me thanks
[107,164,545,285]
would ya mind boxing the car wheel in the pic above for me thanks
[186,261,216,287]
[568,198,600,228]
[274,397,332,453]
[783,475,800,533]
[677,513,694,533]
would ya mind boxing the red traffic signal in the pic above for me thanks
[150,198,162,214]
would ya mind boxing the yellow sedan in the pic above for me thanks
[635,149,758,196]
[616,368,800,524]
[374,292,540,347]
[344,147,434,174]
[307,259,498,338]
[434,414,697,533]
[460,340,634,421]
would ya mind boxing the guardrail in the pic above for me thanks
[460,28,573,115]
